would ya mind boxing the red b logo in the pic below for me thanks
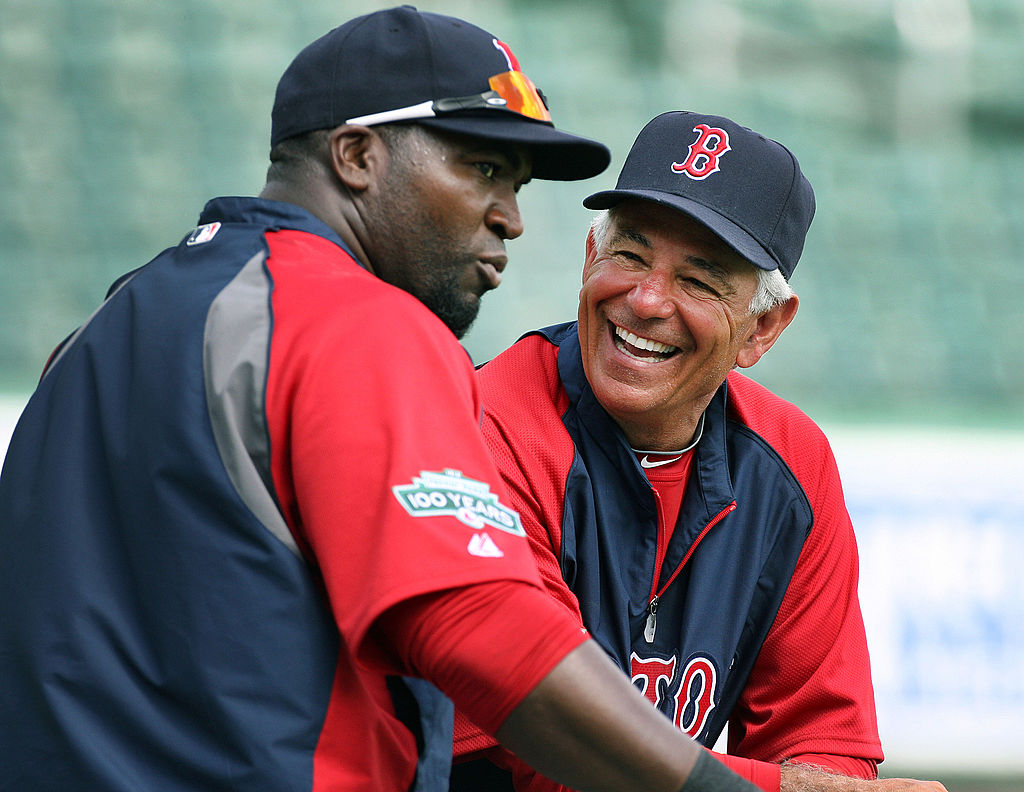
[671,124,731,180]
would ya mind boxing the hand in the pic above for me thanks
[781,763,948,792]
[861,781,947,792]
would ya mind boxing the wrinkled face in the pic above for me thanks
[578,199,762,449]
[363,127,532,338]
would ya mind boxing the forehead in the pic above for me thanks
[607,199,747,263]
[420,126,533,180]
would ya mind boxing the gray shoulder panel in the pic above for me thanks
[204,250,300,557]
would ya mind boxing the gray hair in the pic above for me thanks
[589,209,794,315]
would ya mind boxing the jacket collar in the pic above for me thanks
[198,197,363,270]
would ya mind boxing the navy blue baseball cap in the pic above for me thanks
[271,5,610,181]
[583,111,815,279]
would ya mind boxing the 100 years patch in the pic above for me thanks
[392,469,525,536]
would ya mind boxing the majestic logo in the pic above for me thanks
[392,469,525,536]
[671,124,731,180]
[631,652,718,739]
[467,532,504,558]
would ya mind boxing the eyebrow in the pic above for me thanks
[611,227,652,249]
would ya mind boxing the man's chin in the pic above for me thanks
[432,296,481,340]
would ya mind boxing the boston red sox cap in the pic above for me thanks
[271,5,610,181]
[583,111,815,279]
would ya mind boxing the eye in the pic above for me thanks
[683,277,721,298]
[613,249,647,268]
[474,161,497,180]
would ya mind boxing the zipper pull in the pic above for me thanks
[644,595,659,643]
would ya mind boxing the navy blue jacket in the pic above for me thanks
[543,322,812,744]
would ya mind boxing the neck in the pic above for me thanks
[258,180,371,272]
[631,412,705,455]
[616,411,703,453]
[608,385,715,451]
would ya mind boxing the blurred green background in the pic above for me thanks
[2,0,1023,429]
[2,0,1022,787]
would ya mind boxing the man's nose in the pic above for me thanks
[626,270,675,319]
[486,190,524,241]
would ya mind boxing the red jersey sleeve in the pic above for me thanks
[263,231,544,662]
[711,752,781,792]
[725,373,883,771]
[453,336,585,760]
[378,580,588,735]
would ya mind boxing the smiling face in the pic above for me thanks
[578,199,792,450]
[361,126,532,338]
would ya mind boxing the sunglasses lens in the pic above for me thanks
[488,71,551,122]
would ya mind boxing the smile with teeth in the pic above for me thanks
[612,323,678,360]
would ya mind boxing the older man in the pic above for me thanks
[452,112,945,792]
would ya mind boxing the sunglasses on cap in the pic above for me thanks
[345,70,552,126]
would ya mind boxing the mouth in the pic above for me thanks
[611,322,679,362]
[477,255,507,291]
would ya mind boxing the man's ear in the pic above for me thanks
[735,294,799,369]
[582,223,601,284]
[326,125,384,192]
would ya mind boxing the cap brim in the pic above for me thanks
[583,188,781,271]
[418,114,610,181]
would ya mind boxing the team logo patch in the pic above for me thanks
[671,124,731,180]
[186,222,221,245]
[392,469,525,536]
[631,651,718,740]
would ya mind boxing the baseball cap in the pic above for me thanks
[583,111,815,279]
[271,5,610,181]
